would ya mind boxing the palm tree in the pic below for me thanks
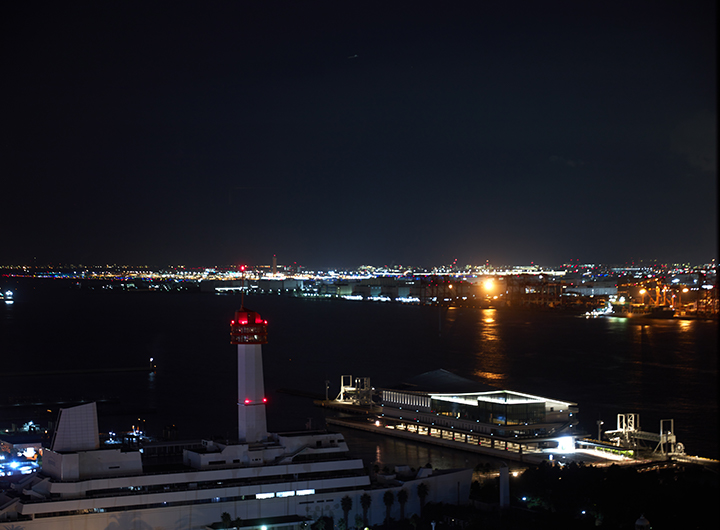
[383,490,395,524]
[221,512,232,529]
[360,492,372,527]
[341,495,353,528]
[397,488,408,520]
[417,482,429,517]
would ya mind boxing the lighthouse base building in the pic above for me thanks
[0,309,472,530]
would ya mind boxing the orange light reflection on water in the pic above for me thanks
[678,319,693,333]
[473,309,508,387]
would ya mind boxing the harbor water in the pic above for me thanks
[1,280,717,468]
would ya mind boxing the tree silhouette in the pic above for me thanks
[104,512,154,530]
[417,482,429,517]
[383,490,395,524]
[409,513,421,529]
[397,488,409,520]
[341,495,353,528]
[221,512,232,529]
[360,492,372,527]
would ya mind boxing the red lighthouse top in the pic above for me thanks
[230,308,268,344]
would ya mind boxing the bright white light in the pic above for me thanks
[256,492,275,499]
[276,490,295,497]
[296,489,315,496]
[556,436,575,453]
[397,297,420,303]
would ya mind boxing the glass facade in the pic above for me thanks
[431,396,545,426]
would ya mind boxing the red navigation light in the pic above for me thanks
[240,265,246,271]
[244,399,251,405]
[230,308,268,344]
[262,397,267,403]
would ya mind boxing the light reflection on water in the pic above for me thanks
[2,285,717,463]
[438,307,717,458]
[472,309,508,386]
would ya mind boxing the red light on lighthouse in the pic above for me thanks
[230,308,268,344]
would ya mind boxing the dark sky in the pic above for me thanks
[2,1,717,269]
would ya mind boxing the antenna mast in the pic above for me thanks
[240,265,246,307]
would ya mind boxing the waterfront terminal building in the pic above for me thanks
[368,370,580,460]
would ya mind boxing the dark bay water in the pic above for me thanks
[1,280,717,464]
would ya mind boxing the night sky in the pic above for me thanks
[3,1,716,269]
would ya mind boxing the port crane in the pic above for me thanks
[604,413,684,456]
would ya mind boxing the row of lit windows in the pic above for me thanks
[382,391,430,408]
[256,489,315,499]
[85,469,360,499]
[33,489,317,519]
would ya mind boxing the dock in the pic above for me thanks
[324,414,548,465]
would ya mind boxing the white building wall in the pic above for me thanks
[5,469,471,530]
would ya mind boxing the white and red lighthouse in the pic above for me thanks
[230,308,269,443]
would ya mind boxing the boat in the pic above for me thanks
[642,306,676,319]
[584,303,614,318]
[0,308,471,530]
[1,290,13,305]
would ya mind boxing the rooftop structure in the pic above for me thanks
[381,369,579,441]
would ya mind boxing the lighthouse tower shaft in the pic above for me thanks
[230,309,269,443]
